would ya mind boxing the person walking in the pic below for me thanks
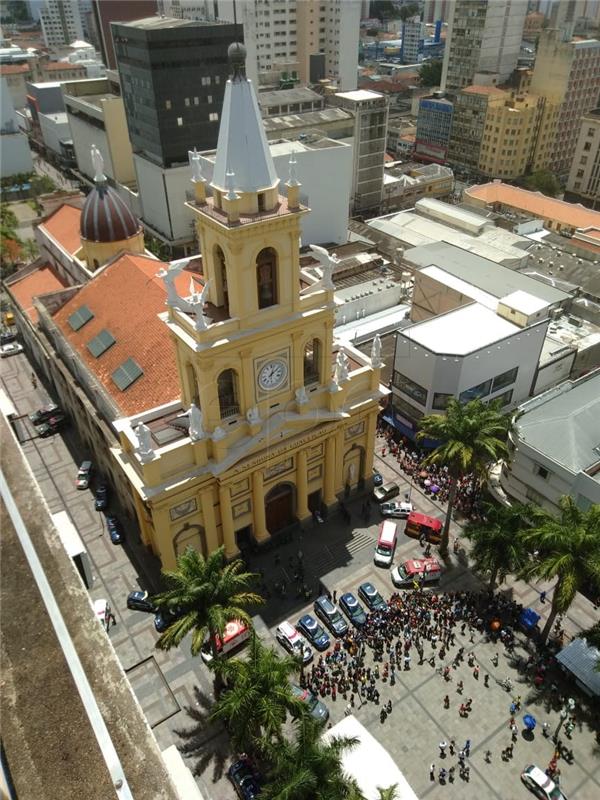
[464,739,471,757]
[484,749,492,763]
[484,673,490,687]
[439,740,447,758]
[443,694,450,709]
[491,652,499,667]
[429,763,435,781]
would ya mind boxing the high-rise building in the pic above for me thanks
[423,0,450,23]
[529,29,600,178]
[401,16,424,64]
[415,94,454,164]
[332,89,389,215]
[441,0,527,93]
[40,0,85,49]
[566,108,600,207]
[159,0,361,91]
[91,0,158,70]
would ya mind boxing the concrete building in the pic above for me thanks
[0,63,33,108]
[258,86,325,117]
[0,77,34,177]
[37,110,71,156]
[441,0,528,93]
[499,370,600,513]
[63,76,136,186]
[197,136,352,245]
[529,29,600,179]
[423,0,450,23]
[333,89,389,216]
[381,162,453,213]
[40,0,85,49]
[401,16,423,64]
[108,45,384,568]
[91,0,158,69]
[415,94,453,163]
[263,105,354,142]
[566,108,600,207]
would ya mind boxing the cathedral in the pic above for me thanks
[113,44,386,568]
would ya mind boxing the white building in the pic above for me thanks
[499,370,600,513]
[38,110,71,155]
[0,77,33,178]
[401,16,424,64]
[388,301,549,441]
[197,135,352,245]
[40,1,85,49]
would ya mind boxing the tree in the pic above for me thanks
[208,631,302,754]
[463,502,530,590]
[520,169,561,198]
[419,59,443,87]
[261,716,363,800]
[518,496,600,643]
[370,1,399,22]
[416,399,509,556]
[377,785,399,800]
[153,546,264,660]
[399,4,419,22]
[21,239,39,262]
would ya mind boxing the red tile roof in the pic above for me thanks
[38,203,83,256]
[0,64,31,75]
[42,62,87,72]
[52,253,182,417]
[8,264,67,323]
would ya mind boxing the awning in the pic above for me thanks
[556,638,600,697]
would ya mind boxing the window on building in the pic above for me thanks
[177,117,183,126]
[580,156,588,165]
[577,169,584,178]
[209,112,219,122]
[392,371,428,406]
[165,99,171,110]
[491,388,513,407]
[432,392,453,411]
[583,141,591,151]
[303,339,321,385]
[588,127,595,136]
[207,95,212,104]
[201,76,211,86]
[184,97,190,107]
[256,247,278,309]
[535,464,549,480]
[217,369,240,419]
[193,96,199,105]
[459,379,492,403]
[491,366,518,393]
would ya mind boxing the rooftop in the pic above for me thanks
[515,370,600,477]
[43,61,86,71]
[0,63,30,74]
[462,85,507,95]
[257,87,323,108]
[406,242,570,305]
[400,302,521,356]
[335,89,384,102]
[6,264,67,323]
[263,106,352,133]
[116,15,230,30]
[37,203,83,256]
[465,181,600,232]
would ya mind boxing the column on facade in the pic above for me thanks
[324,435,337,505]
[218,484,240,559]
[364,412,377,479]
[296,448,310,520]
[200,486,220,555]
[252,470,270,542]
[336,429,346,493]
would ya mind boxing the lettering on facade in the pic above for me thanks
[232,498,251,519]
[264,457,294,481]
[308,443,324,461]
[169,497,198,521]
[230,477,250,498]
[308,464,322,482]
[344,420,365,440]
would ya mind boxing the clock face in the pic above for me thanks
[258,358,288,391]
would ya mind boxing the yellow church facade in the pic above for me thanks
[113,45,386,570]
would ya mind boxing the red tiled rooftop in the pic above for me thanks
[0,64,31,75]
[8,264,67,323]
[38,203,83,256]
[52,253,181,417]
[42,62,86,72]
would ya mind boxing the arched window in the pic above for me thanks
[256,247,278,309]
[217,368,239,419]
[93,258,100,270]
[214,245,229,315]
[303,338,321,385]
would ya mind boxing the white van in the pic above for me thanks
[374,520,397,567]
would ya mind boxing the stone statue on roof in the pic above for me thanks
[188,402,205,441]
[189,279,211,331]
[91,144,105,182]
[135,421,154,462]
[190,148,205,183]
[371,334,383,368]
[157,265,184,309]
[333,348,349,385]
[300,244,338,295]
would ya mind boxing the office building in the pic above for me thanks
[415,94,453,163]
[441,0,527,92]
[381,162,454,213]
[423,0,450,23]
[40,0,86,49]
[401,16,424,64]
[529,29,600,179]
[566,108,600,207]
[0,77,33,178]
[333,89,389,216]
[91,0,158,70]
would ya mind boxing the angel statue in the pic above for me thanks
[188,402,205,441]
[333,348,349,386]
[157,265,184,309]
[371,334,383,368]
[300,244,339,295]
[135,422,154,462]
[91,144,105,182]
[246,406,261,425]
[189,279,211,331]
[189,148,205,183]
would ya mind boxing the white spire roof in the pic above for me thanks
[212,49,278,195]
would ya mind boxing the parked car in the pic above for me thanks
[276,620,313,664]
[94,484,109,511]
[297,614,330,651]
[380,500,413,518]
[0,342,23,358]
[373,482,400,503]
[290,683,329,722]
[358,581,388,612]
[29,403,61,425]
[0,330,17,345]
[372,468,383,487]
[521,765,567,800]
[227,757,262,799]
[391,557,443,588]
[339,592,367,628]
[154,606,184,633]
[75,460,93,489]
[126,590,156,613]
[35,414,67,438]
[313,595,348,637]
[106,515,123,544]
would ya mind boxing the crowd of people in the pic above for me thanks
[299,586,575,787]
[375,424,484,519]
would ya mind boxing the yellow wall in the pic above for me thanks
[81,229,145,271]
[103,97,136,185]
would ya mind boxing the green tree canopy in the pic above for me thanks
[520,169,561,197]
[419,60,443,87]
[463,502,530,589]
[208,631,302,754]
[417,398,509,555]
[519,496,600,642]
[153,545,263,659]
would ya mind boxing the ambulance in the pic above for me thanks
[391,557,443,588]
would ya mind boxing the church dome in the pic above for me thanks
[80,182,140,243]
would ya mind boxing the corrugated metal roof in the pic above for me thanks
[556,638,600,696]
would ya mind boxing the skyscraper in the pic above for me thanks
[441,0,527,93]
[91,0,158,70]
[40,0,85,48]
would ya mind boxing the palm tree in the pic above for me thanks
[21,238,39,262]
[208,631,302,754]
[377,785,398,800]
[153,545,263,659]
[416,398,509,555]
[519,496,600,642]
[261,716,363,800]
[463,502,531,590]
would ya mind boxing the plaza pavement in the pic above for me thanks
[2,350,599,799]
